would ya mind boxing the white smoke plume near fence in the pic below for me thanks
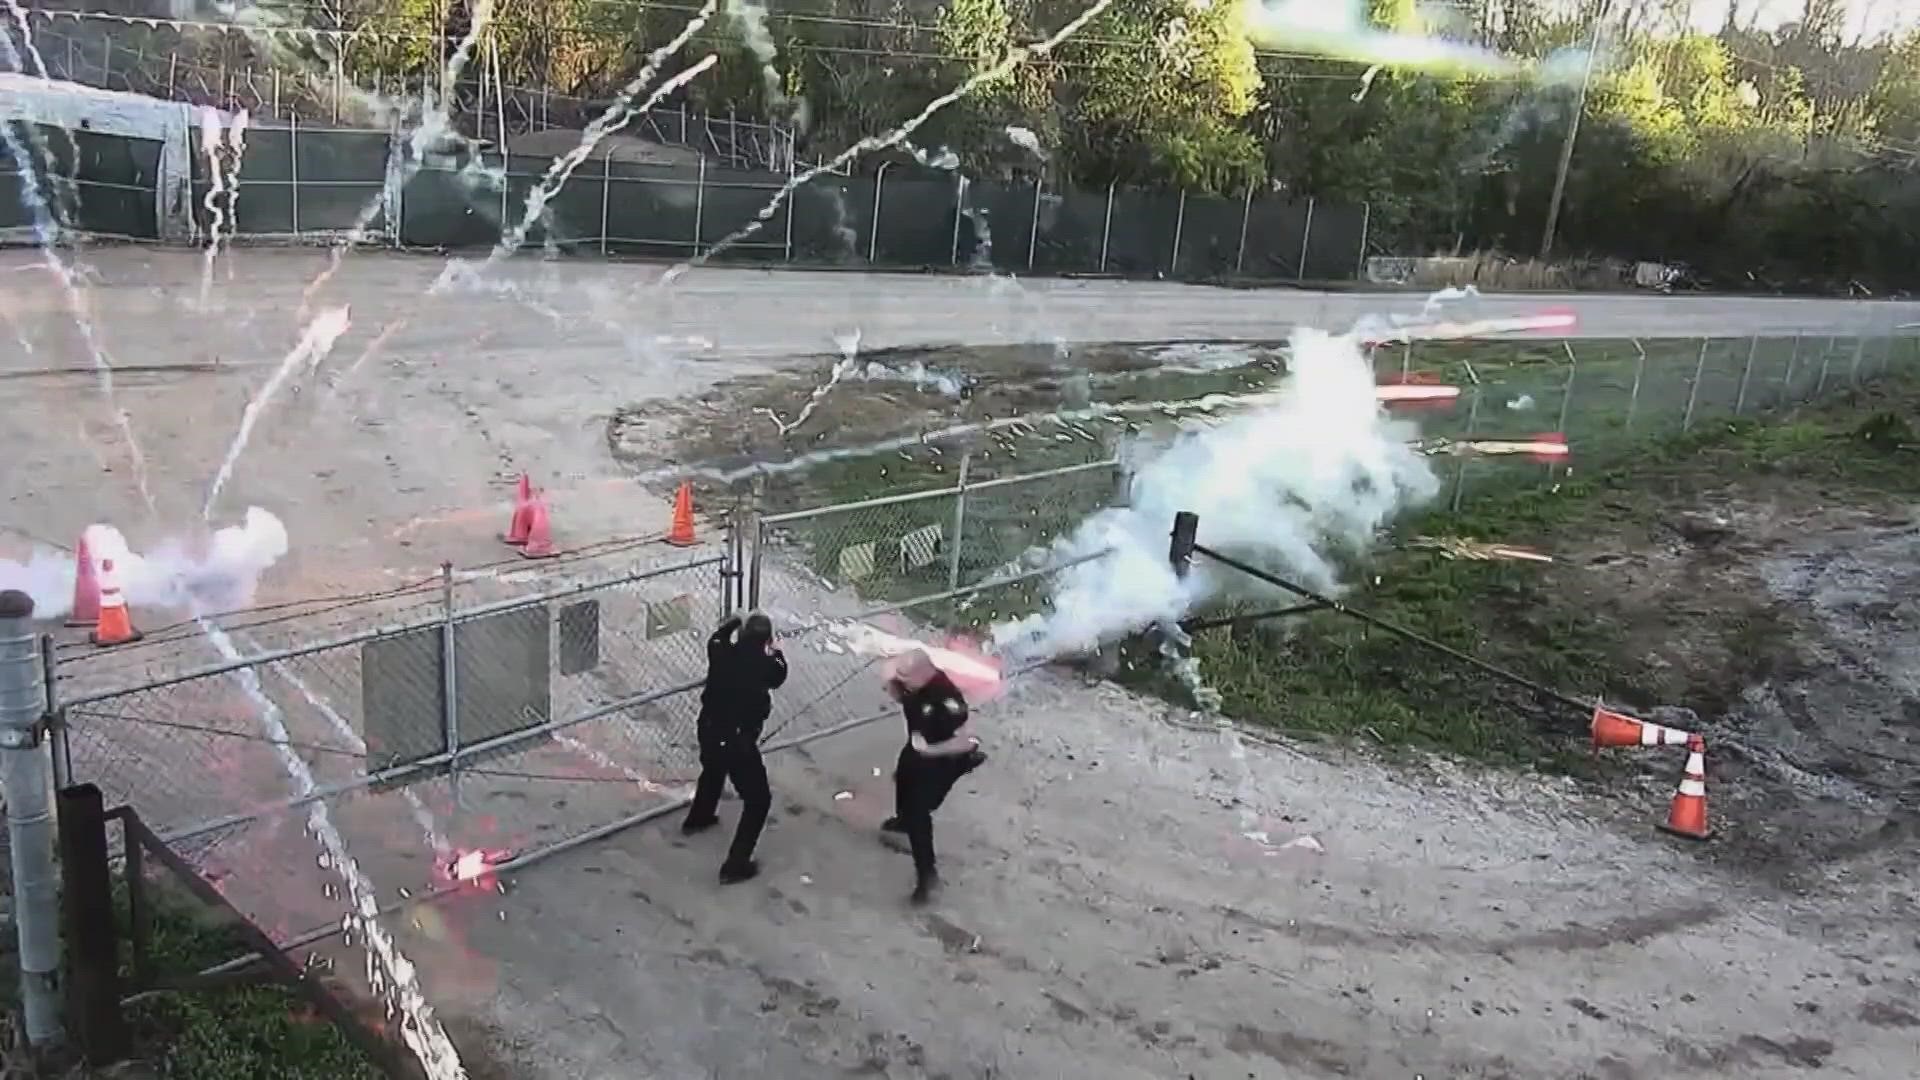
[0,509,291,620]
[992,327,1441,662]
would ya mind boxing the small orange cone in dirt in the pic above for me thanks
[90,558,142,647]
[1658,735,1711,841]
[1591,704,1693,750]
[666,481,697,547]
[67,530,102,627]
[518,495,558,559]
[502,474,534,546]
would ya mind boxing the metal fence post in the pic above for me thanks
[1847,336,1866,387]
[946,452,972,591]
[748,476,766,608]
[692,156,706,256]
[0,591,60,1045]
[869,162,889,263]
[439,563,459,780]
[949,174,965,266]
[272,71,282,117]
[1234,184,1252,274]
[1815,336,1835,395]
[1168,189,1186,277]
[1451,388,1481,512]
[1734,336,1758,415]
[167,53,178,100]
[288,112,300,238]
[1682,339,1710,431]
[1624,340,1646,430]
[1098,182,1114,273]
[1781,334,1801,402]
[1297,197,1316,283]
[1355,201,1371,280]
[58,783,126,1063]
[1027,179,1042,271]
[1550,342,1578,483]
[783,153,796,263]
[599,148,611,256]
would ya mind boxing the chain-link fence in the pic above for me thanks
[48,550,729,945]
[1382,332,1920,507]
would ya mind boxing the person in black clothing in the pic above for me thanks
[683,611,788,884]
[880,650,987,904]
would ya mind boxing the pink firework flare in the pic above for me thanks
[882,633,1005,702]
[1377,370,1460,410]
[446,848,513,888]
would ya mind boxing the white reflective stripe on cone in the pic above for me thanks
[1678,778,1707,798]
[1642,723,1691,746]
[1683,750,1706,775]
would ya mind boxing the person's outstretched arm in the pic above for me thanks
[763,647,789,689]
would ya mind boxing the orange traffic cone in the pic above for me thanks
[519,495,557,559]
[502,473,534,546]
[666,481,696,547]
[66,530,102,627]
[90,558,143,647]
[1658,736,1711,841]
[1591,704,1692,750]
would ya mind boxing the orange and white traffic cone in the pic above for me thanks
[502,473,534,546]
[519,495,558,559]
[66,530,102,628]
[1658,735,1711,841]
[666,481,697,547]
[1591,704,1693,750]
[90,558,143,647]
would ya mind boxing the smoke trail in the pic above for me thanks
[198,107,249,308]
[204,306,353,518]
[726,0,789,115]
[753,329,862,435]
[0,510,291,619]
[661,0,1121,279]
[442,24,722,287]
[3,0,82,226]
[298,0,498,311]
[1005,125,1047,162]
[992,327,1440,661]
[0,32,157,519]
[195,620,467,1080]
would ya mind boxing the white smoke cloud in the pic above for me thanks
[0,508,291,621]
[992,328,1440,661]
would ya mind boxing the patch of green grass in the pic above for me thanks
[118,877,383,1080]
[1142,370,1920,769]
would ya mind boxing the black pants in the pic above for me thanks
[688,726,771,867]
[893,747,983,880]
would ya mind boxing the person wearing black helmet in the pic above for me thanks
[683,611,788,884]
[880,650,987,905]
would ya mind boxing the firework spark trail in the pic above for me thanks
[3,1,82,225]
[661,0,1121,280]
[0,33,157,518]
[753,329,861,436]
[260,655,450,854]
[203,306,353,519]
[196,620,467,1080]
[443,28,722,286]
[299,0,498,313]
[198,107,249,308]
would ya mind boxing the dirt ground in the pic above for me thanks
[2,247,1918,1078]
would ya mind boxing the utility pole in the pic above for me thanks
[1540,10,1609,261]
[0,590,61,1046]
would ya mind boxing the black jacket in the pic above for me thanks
[698,617,789,739]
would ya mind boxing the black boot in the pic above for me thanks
[880,816,907,834]
[718,859,760,885]
[910,870,939,906]
[682,814,720,835]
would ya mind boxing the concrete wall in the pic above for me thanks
[0,73,199,242]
